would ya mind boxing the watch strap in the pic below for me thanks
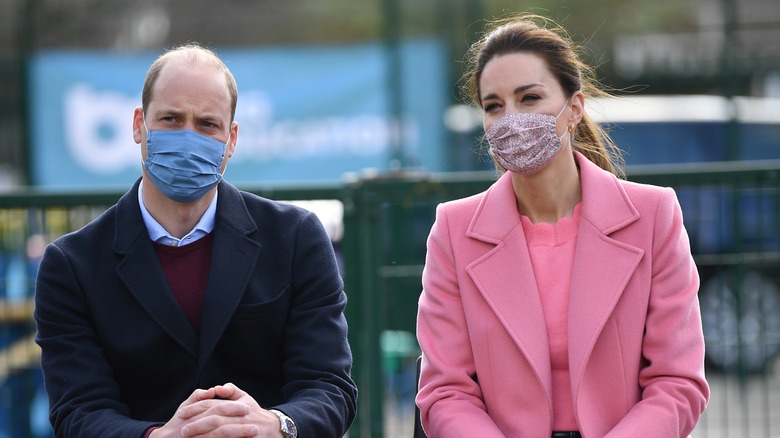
[269,409,298,438]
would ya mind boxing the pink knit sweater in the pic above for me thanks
[520,203,581,431]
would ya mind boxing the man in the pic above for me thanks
[34,43,357,438]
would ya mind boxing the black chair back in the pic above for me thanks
[414,355,428,438]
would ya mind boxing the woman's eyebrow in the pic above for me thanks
[481,83,543,103]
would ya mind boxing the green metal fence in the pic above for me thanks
[628,161,780,438]
[1,161,779,437]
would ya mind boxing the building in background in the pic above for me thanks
[0,0,779,188]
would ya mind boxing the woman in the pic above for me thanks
[415,14,709,438]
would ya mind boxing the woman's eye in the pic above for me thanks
[483,102,500,112]
[522,94,541,102]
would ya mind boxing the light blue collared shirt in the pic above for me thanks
[138,180,217,247]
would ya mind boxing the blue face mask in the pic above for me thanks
[143,121,229,203]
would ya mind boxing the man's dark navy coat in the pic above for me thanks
[34,179,357,438]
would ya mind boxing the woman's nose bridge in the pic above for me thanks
[505,101,521,114]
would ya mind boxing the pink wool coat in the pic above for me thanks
[416,152,710,438]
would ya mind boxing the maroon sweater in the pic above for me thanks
[152,232,213,333]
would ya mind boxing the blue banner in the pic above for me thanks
[29,40,449,189]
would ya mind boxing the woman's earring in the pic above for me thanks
[568,124,576,133]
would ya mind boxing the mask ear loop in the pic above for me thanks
[554,101,568,119]
[552,100,571,141]
[141,112,152,172]
[218,127,233,177]
[141,109,150,141]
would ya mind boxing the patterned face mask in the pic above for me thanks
[486,103,568,175]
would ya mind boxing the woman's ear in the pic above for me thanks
[569,91,585,126]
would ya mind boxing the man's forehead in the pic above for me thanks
[150,62,230,105]
[156,59,225,85]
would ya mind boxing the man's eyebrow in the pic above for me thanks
[149,108,181,117]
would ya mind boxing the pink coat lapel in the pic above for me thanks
[466,226,553,396]
[465,170,553,398]
[568,152,646,393]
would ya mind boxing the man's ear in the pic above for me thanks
[226,121,239,158]
[132,107,145,144]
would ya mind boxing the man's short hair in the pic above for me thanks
[141,43,238,121]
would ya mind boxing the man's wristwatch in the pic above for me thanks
[269,409,298,438]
